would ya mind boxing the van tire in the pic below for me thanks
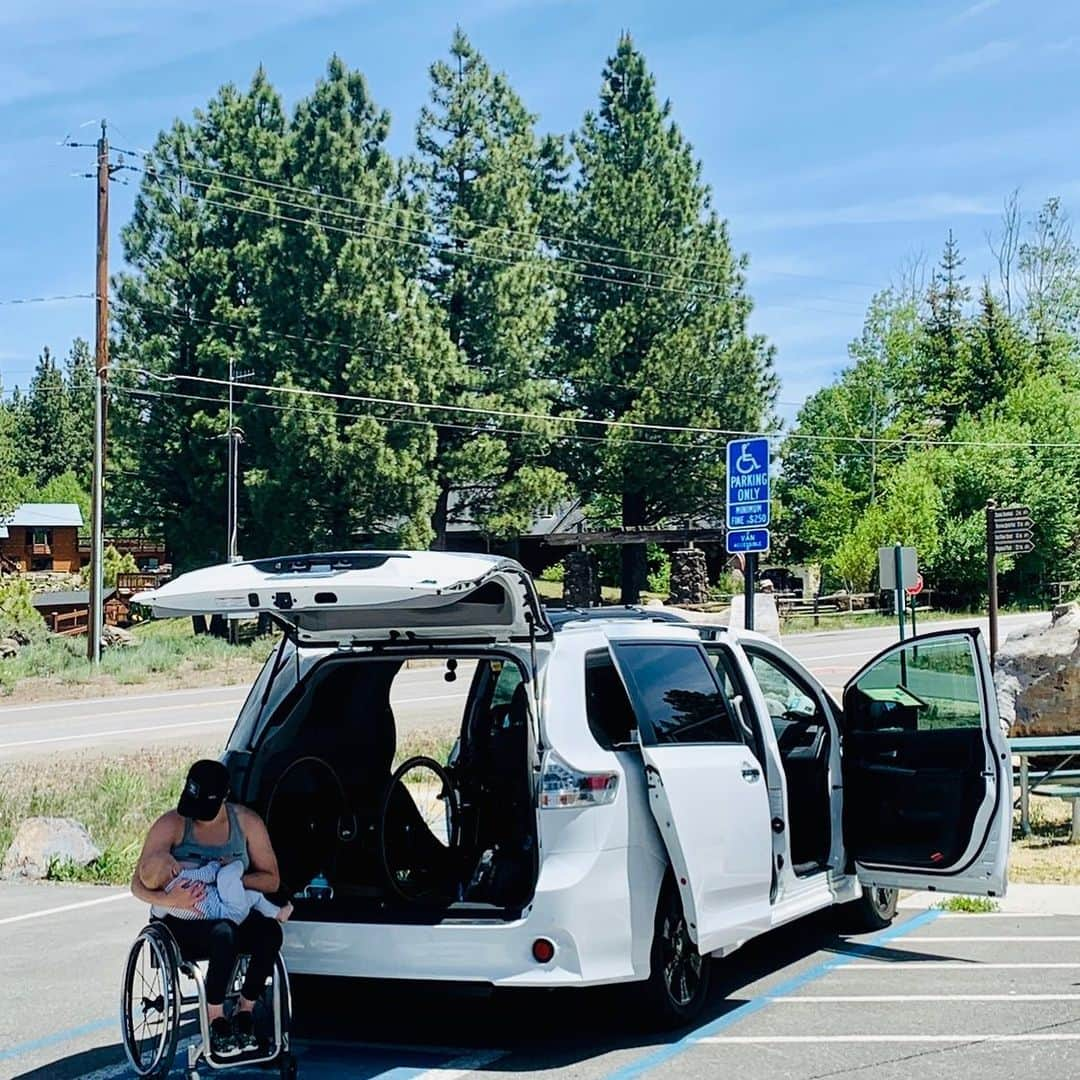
[638,877,711,1028]
[838,886,898,932]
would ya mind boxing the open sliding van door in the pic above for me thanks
[841,629,1009,897]
[609,637,773,954]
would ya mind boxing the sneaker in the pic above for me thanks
[209,1016,241,1060]
[232,1010,259,1055]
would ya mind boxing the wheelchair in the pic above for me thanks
[120,920,297,1079]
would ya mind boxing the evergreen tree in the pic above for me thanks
[915,231,972,426]
[115,61,456,565]
[557,35,775,600]
[414,29,569,545]
[14,343,92,487]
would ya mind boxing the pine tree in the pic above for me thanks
[557,35,776,601]
[415,29,569,546]
[916,231,972,427]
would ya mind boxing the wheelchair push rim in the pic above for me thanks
[121,925,180,1078]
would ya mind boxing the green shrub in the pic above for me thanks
[936,895,999,913]
[538,562,565,583]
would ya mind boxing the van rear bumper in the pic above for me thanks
[282,847,658,987]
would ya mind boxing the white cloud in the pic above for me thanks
[737,193,1000,232]
[954,0,1002,21]
[932,38,1017,78]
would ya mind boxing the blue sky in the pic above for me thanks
[2,0,1078,423]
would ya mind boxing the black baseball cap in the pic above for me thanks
[177,759,229,821]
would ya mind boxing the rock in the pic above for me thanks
[668,548,709,606]
[0,637,19,659]
[8,627,30,646]
[994,604,1080,736]
[728,592,782,644]
[1,817,101,880]
[101,624,135,648]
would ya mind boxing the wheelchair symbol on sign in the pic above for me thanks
[735,442,762,475]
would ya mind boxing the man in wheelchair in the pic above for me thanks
[131,760,287,1062]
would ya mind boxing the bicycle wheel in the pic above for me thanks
[379,755,461,903]
[120,924,180,1079]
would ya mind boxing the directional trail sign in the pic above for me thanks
[991,503,1034,555]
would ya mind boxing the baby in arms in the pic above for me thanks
[145,856,293,924]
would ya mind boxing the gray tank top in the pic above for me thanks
[171,803,250,871]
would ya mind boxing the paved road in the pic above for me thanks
[0,664,474,762]
[0,610,1045,761]
[4,881,1080,1079]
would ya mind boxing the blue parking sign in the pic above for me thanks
[727,437,770,530]
[726,528,770,555]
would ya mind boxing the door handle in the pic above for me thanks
[741,762,761,782]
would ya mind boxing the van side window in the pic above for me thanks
[585,649,639,749]
[614,643,738,745]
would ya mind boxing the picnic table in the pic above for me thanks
[1009,735,1080,841]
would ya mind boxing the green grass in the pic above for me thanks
[0,745,206,885]
[936,895,1000,913]
[0,617,276,696]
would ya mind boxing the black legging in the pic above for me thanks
[162,912,283,1006]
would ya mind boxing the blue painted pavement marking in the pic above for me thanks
[604,908,942,1080]
[0,1017,114,1064]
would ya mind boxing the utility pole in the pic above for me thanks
[88,120,110,663]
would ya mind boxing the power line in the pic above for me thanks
[132,162,868,310]
[111,383,723,455]
[0,293,96,306]
[114,367,1080,449]
[117,297,787,413]
[112,148,875,291]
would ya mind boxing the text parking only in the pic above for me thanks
[727,437,770,554]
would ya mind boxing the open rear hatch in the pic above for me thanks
[133,550,551,645]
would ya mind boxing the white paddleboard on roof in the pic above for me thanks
[132,550,550,644]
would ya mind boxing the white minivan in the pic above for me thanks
[137,550,1010,1025]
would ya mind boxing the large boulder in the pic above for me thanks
[0,817,101,880]
[995,604,1080,736]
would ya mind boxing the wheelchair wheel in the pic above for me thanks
[379,756,461,903]
[121,924,180,1079]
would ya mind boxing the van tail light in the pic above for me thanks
[539,751,618,809]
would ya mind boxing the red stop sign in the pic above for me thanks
[906,572,925,597]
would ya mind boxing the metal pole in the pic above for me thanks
[227,354,236,562]
[744,552,755,631]
[987,500,999,669]
[909,590,918,638]
[88,120,109,664]
[893,542,906,642]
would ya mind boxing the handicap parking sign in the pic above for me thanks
[727,437,770,530]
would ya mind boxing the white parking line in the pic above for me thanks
[933,912,1054,919]
[838,962,1080,970]
[412,1049,508,1077]
[0,891,134,927]
[903,935,1080,942]
[700,1034,1080,1044]
[772,994,1080,1002]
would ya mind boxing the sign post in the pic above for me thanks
[726,437,770,631]
[986,500,1034,668]
[879,545,918,642]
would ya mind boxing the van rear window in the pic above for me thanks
[585,649,639,749]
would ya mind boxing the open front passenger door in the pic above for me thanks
[841,629,1009,897]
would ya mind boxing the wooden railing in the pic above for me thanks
[116,572,168,593]
[49,609,89,636]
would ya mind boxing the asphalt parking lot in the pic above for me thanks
[4,884,1080,1080]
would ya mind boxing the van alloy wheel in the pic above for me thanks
[660,907,702,1007]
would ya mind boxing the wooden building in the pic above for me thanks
[0,503,84,573]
